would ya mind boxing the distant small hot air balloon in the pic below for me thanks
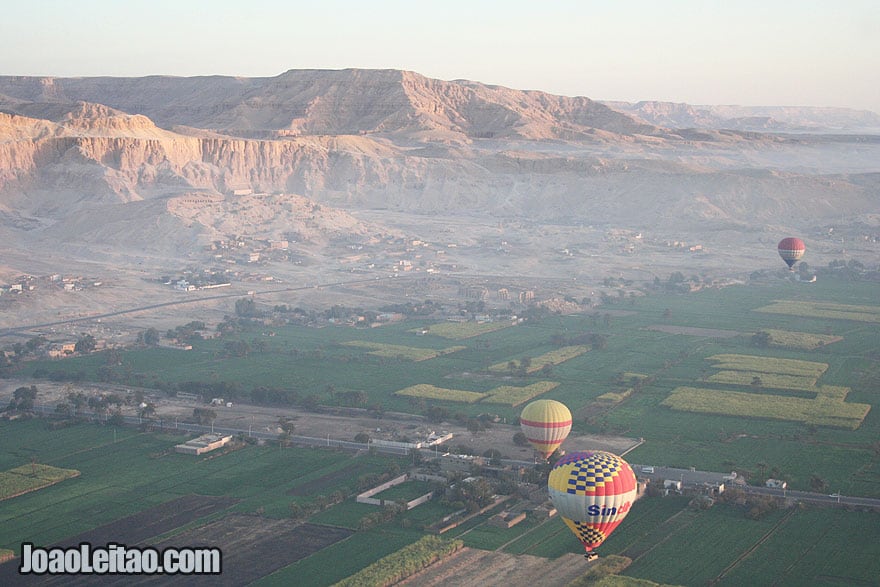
[519,399,572,459]
[777,237,805,271]
[548,451,638,557]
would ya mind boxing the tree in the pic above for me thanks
[139,403,156,420]
[25,336,47,354]
[192,407,217,425]
[75,334,97,353]
[234,297,258,317]
[751,376,763,387]
[512,431,529,446]
[11,385,38,411]
[223,340,251,358]
[142,328,160,346]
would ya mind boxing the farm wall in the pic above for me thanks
[357,474,408,505]
[355,473,436,509]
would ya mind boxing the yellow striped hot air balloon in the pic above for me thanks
[519,399,572,459]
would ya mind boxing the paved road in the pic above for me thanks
[18,405,880,509]
[630,464,880,509]
[0,274,420,337]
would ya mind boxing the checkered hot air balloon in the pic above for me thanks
[548,451,638,555]
[519,399,572,459]
[777,237,805,271]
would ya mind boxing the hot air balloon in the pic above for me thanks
[548,451,638,557]
[520,399,572,459]
[777,237,805,271]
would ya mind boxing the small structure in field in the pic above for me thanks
[488,511,527,528]
[175,433,233,455]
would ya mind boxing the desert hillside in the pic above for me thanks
[0,69,876,314]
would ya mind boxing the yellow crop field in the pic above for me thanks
[758,329,843,350]
[481,381,560,406]
[411,321,511,339]
[395,384,487,403]
[489,345,589,373]
[662,386,870,430]
[708,370,819,391]
[597,389,633,402]
[708,354,828,377]
[0,464,80,501]
[755,300,880,323]
[342,341,465,361]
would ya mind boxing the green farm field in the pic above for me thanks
[3,278,879,584]
[16,279,880,497]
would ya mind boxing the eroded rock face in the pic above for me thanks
[0,69,877,268]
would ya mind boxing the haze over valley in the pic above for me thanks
[0,69,877,337]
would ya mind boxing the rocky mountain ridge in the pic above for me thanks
[0,69,877,279]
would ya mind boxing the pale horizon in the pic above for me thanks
[2,0,878,114]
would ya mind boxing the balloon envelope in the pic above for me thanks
[520,399,572,459]
[548,451,638,553]
[777,237,805,269]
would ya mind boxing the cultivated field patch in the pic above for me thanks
[707,370,820,390]
[644,324,742,337]
[660,352,870,429]
[0,463,80,501]
[342,341,466,361]
[395,384,488,403]
[662,386,870,429]
[756,329,843,350]
[411,321,511,339]
[481,382,560,406]
[152,516,353,586]
[287,461,376,496]
[51,494,240,547]
[597,389,633,402]
[336,535,462,587]
[488,345,589,374]
[755,300,880,323]
[396,381,559,406]
[708,354,828,378]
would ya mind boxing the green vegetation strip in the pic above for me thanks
[342,341,466,361]
[755,300,880,323]
[0,464,80,500]
[332,535,463,587]
[488,345,589,373]
[662,387,870,429]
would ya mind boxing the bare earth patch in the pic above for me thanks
[399,547,590,587]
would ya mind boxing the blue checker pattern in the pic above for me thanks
[571,521,606,545]
[563,453,621,494]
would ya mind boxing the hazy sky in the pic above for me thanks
[3,0,879,113]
